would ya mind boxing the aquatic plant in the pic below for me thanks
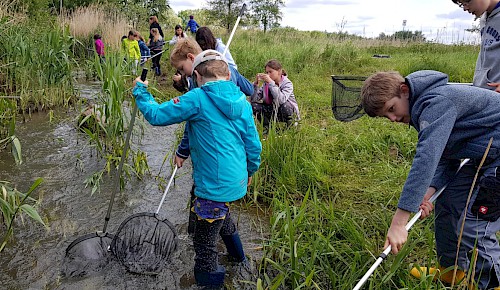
[0,178,45,252]
[79,53,150,194]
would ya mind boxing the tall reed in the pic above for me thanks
[80,54,149,194]
[59,5,130,55]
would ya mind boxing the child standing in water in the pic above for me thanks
[133,50,261,289]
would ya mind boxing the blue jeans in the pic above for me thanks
[435,163,500,289]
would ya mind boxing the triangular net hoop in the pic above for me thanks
[331,75,367,122]
[61,232,114,277]
[110,212,177,274]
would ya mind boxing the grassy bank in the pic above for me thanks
[213,29,479,289]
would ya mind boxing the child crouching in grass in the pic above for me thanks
[361,70,500,289]
[133,50,262,289]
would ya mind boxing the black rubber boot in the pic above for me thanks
[194,265,225,289]
[221,233,245,262]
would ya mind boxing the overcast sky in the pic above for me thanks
[169,0,481,43]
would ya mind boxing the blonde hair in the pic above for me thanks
[151,28,161,41]
[361,71,405,117]
[170,38,202,67]
[149,16,158,23]
[135,31,145,42]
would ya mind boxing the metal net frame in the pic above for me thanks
[110,212,178,275]
[331,75,367,122]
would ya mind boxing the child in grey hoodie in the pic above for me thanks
[453,0,500,91]
[362,70,500,289]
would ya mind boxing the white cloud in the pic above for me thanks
[168,0,480,43]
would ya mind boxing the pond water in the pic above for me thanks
[0,82,268,289]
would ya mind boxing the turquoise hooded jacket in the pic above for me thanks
[133,80,262,202]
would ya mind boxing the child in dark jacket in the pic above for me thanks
[135,32,150,66]
[361,70,500,289]
[133,50,261,289]
[185,15,200,34]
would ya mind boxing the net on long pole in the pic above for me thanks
[110,166,178,275]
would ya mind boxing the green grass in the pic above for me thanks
[0,14,485,289]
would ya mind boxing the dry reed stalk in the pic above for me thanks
[451,137,493,287]
[58,5,130,50]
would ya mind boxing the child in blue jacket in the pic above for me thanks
[133,50,262,289]
[361,70,500,289]
[135,32,150,66]
[185,15,200,34]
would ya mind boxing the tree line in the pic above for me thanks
[15,0,285,33]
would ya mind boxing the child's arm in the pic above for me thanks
[175,124,191,160]
[132,78,200,126]
[269,78,294,105]
[229,66,254,96]
[384,208,411,254]
[133,41,140,60]
[241,106,262,176]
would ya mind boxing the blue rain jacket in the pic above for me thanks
[133,80,261,202]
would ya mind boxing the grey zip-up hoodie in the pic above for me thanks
[398,70,500,213]
[250,76,301,119]
[474,4,500,89]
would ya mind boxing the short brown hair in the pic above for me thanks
[361,71,405,117]
[194,52,229,79]
[170,38,202,67]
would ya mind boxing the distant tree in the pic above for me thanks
[249,0,284,33]
[206,0,246,31]
[377,30,426,42]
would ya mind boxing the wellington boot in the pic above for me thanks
[410,266,465,284]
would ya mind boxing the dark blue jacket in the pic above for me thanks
[399,70,500,212]
[138,40,150,58]
[176,66,254,159]
[186,19,199,33]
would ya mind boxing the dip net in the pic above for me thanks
[61,232,114,277]
[110,166,179,274]
[331,75,366,122]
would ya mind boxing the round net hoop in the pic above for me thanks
[61,232,115,277]
[331,75,367,122]
[110,212,178,274]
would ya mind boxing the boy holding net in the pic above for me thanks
[132,50,261,289]
[361,70,500,289]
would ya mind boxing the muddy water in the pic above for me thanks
[0,82,268,289]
